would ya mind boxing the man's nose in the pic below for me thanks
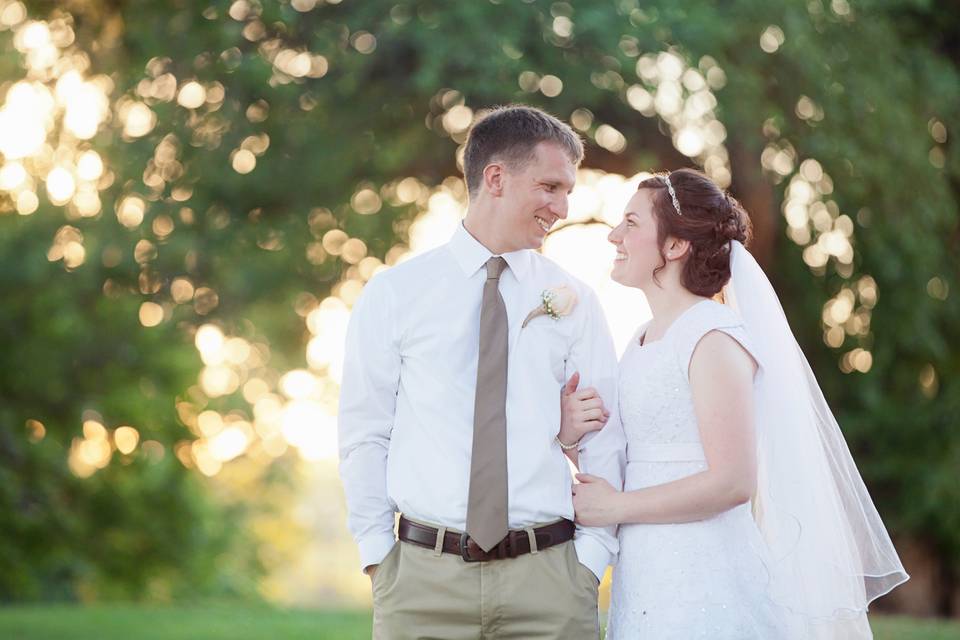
[552,194,569,220]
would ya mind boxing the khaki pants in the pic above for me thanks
[371,527,599,640]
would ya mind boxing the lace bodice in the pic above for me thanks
[618,299,753,457]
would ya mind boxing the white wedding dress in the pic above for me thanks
[606,299,791,639]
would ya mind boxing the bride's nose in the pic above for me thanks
[608,224,622,245]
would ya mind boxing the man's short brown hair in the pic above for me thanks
[463,105,584,197]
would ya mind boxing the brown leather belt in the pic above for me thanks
[398,515,575,562]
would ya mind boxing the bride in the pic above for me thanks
[558,168,908,638]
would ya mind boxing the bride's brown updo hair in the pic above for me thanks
[637,168,753,297]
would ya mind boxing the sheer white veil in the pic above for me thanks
[722,241,909,637]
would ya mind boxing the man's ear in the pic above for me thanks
[482,162,505,197]
[665,236,691,261]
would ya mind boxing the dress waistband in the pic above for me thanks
[627,442,706,463]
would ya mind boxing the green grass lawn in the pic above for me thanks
[0,603,957,639]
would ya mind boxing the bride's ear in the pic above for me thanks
[664,237,691,262]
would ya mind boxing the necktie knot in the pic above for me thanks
[486,256,507,281]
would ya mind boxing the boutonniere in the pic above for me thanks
[521,285,578,328]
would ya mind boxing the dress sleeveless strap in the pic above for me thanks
[671,300,760,381]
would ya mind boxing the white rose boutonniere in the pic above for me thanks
[521,284,578,328]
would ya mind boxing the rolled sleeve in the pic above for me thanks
[574,533,612,583]
[358,531,399,572]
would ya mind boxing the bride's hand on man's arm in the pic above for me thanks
[572,473,624,527]
[558,371,610,457]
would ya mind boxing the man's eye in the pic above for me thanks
[544,184,556,192]
[626,219,635,226]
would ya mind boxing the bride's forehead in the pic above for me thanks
[622,191,656,219]
[628,189,656,209]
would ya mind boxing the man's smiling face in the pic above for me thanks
[498,141,576,251]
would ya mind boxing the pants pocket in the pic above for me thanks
[371,540,400,599]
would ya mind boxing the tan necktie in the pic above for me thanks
[465,256,509,552]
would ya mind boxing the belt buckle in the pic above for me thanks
[459,532,480,562]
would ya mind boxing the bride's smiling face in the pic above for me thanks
[608,189,663,288]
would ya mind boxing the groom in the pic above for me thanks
[338,105,625,639]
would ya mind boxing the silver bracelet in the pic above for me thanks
[556,435,580,451]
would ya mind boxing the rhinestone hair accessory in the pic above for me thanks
[662,174,682,216]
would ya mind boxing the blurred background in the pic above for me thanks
[1,0,957,636]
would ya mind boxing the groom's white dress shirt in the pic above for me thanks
[338,222,626,580]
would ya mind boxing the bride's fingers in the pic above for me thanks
[574,387,599,401]
[580,397,604,411]
[580,408,605,421]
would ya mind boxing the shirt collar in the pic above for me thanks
[448,222,531,281]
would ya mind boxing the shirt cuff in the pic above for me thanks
[573,534,612,583]
[358,531,397,573]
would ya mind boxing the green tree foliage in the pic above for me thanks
[1,0,956,608]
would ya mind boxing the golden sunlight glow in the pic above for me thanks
[171,277,196,303]
[69,417,114,477]
[1,2,27,27]
[442,105,474,133]
[117,195,146,228]
[208,422,251,462]
[16,190,38,214]
[114,426,140,454]
[0,15,114,229]
[0,161,27,189]
[595,124,627,153]
[282,400,338,461]
[26,418,45,442]
[0,81,52,159]
[629,52,730,186]
[918,364,938,399]
[196,410,223,437]
[760,25,786,53]
[76,150,104,181]
[195,324,226,364]
[200,364,241,397]
[231,148,256,173]
[122,101,156,138]
[779,153,874,369]
[177,80,206,108]
[47,225,85,268]
[139,301,164,327]
[351,187,382,215]
[280,369,320,400]
[57,71,111,139]
[45,166,75,204]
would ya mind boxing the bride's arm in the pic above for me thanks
[573,330,757,526]
[558,371,610,468]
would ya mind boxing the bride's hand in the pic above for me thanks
[559,372,610,446]
[572,473,622,527]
